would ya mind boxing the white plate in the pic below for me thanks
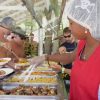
[0,58,11,66]
[0,68,14,77]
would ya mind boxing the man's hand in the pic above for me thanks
[59,46,66,54]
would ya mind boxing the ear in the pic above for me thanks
[85,28,90,34]
[85,28,88,34]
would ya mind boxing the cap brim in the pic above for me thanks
[12,30,27,39]
[0,22,15,32]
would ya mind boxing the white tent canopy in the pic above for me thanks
[0,0,68,55]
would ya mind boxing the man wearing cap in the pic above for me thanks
[6,27,27,58]
[0,17,16,57]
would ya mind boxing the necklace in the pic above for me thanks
[82,55,86,60]
[80,42,100,60]
[79,45,86,60]
[80,46,91,60]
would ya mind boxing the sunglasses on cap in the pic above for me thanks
[63,35,71,38]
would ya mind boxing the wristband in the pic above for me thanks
[61,67,65,73]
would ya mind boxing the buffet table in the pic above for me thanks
[0,60,68,100]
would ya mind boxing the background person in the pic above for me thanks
[55,27,77,93]
[59,27,77,69]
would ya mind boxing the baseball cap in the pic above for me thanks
[13,27,27,40]
[0,17,16,31]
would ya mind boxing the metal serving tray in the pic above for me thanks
[13,74,58,78]
[0,83,58,86]
[2,82,58,86]
[3,75,58,85]
[0,95,59,100]
[18,71,58,76]
[0,83,60,100]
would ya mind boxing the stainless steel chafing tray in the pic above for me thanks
[0,96,59,100]
[3,75,58,85]
[0,83,60,100]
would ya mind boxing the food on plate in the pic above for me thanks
[0,70,6,75]
[15,58,30,67]
[0,58,11,66]
[18,58,28,63]
[0,68,14,77]
[0,59,7,62]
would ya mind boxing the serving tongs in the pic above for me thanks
[19,64,37,82]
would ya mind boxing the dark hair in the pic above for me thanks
[63,27,71,34]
